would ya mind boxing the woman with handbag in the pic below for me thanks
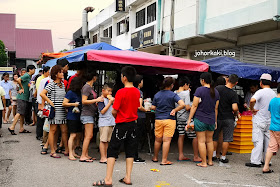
[40,65,69,158]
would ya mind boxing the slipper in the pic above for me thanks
[208,163,214,166]
[92,179,112,187]
[64,153,69,156]
[196,163,207,168]
[56,147,64,154]
[152,159,158,163]
[193,160,202,163]
[160,161,173,166]
[263,169,274,174]
[41,148,48,155]
[177,158,191,162]
[119,178,132,185]
[79,159,93,163]
[99,161,107,164]
[8,128,17,135]
[50,153,61,158]
[19,129,31,133]
[68,157,77,161]
[89,157,96,160]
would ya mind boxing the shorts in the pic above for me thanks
[194,118,215,132]
[80,116,94,124]
[12,99,17,106]
[67,120,83,133]
[155,119,176,138]
[177,121,186,135]
[213,119,235,142]
[267,131,280,153]
[16,99,27,115]
[99,126,114,142]
[107,121,137,158]
[5,99,11,107]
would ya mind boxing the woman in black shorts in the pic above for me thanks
[63,77,83,161]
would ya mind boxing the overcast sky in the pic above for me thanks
[0,0,114,52]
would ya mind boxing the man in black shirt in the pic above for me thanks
[213,74,239,163]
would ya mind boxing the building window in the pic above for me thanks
[109,26,112,38]
[147,3,156,24]
[136,8,145,28]
[103,28,109,37]
[117,19,128,36]
[92,34,97,43]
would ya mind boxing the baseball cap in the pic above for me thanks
[260,73,272,81]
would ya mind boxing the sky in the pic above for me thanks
[0,0,114,52]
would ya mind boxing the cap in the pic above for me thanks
[260,73,272,81]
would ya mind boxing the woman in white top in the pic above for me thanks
[9,73,19,121]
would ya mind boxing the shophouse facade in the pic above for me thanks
[87,0,280,66]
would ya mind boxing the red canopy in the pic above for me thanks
[87,50,209,72]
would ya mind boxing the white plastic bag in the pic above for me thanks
[43,118,50,132]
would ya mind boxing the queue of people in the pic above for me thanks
[1,63,280,186]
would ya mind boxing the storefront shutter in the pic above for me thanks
[243,43,266,65]
[266,41,280,67]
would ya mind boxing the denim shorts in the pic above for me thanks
[194,118,215,132]
[80,116,94,124]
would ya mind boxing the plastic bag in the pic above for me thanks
[43,118,50,132]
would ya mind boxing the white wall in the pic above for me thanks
[206,0,268,19]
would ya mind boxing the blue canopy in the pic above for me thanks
[203,56,280,81]
[45,42,121,67]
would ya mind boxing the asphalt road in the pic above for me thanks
[1,122,280,187]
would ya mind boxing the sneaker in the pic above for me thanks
[134,158,146,163]
[219,158,229,163]
[245,162,261,167]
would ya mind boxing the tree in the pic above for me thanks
[59,49,68,52]
[0,40,8,67]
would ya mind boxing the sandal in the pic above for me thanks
[50,153,61,158]
[79,159,93,163]
[56,146,64,154]
[119,178,132,185]
[68,157,77,161]
[41,148,48,155]
[263,169,274,174]
[160,161,173,166]
[196,163,207,167]
[19,129,31,133]
[8,128,17,135]
[92,179,112,186]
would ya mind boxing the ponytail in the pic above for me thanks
[200,72,215,98]
[210,80,215,98]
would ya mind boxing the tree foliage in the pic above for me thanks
[0,40,8,66]
[59,49,68,52]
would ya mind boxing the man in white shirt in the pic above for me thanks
[245,74,276,167]
[35,67,50,140]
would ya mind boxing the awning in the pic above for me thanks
[44,42,121,67]
[203,56,280,81]
[87,50,209,72]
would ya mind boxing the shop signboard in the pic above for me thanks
[116,0,125,12]
[131,25,154,49]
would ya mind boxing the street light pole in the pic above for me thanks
[5,47,8,67]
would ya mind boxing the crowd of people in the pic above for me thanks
[0,62,280,186]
